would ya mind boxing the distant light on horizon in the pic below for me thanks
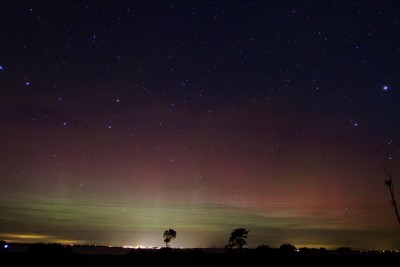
[122,245,160,249]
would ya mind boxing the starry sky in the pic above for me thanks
[0,1,400,250]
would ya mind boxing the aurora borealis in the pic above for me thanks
[0,1,399,249]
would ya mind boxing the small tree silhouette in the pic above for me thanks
[279,243,296,253]
[384,166,400,225]
[226,228,249,249]
[163,229,177,247]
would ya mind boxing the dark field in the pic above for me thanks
[1,244,399,267]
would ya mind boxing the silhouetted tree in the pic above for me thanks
[384,166,400,225]
[226,228,249,249]
[299,247,310,253]
[279,243,296,252]
[163,229,177,247]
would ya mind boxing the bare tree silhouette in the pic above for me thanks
[384,166,400,225]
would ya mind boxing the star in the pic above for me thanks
[0,65,3,70]
[25,81,30,86]
[382,85,389,91]
[353,122,359,127]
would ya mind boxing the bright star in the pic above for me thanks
[25,81,30,86]
[0,65,3,70]
[382,85,389,91]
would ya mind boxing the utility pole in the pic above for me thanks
[384,166,400,225]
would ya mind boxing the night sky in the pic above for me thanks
[0,1,399,250]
